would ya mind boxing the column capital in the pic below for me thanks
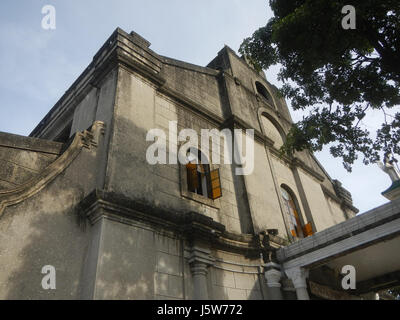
[190,262,209,277]
[285,267,309,289]
[188,245,215,270]
[264,262,282,288]
[265,269,282,288]
[188,245,214,300]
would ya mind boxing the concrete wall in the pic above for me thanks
[105,68,253,234]
[109,65,306,236]
[87,217,269,300]
[325,195,347,225]
[91,218,185,300]
[0,141,98,299]
[70,87,98,135]
[297,169,336,231]
[0,133,63,190]
[243,141,286,235]
[220,48,292,124]
[209,250,265,300]
[161,60,223,118]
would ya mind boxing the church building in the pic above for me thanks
[1,28,398,300]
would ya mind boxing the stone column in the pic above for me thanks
[285,267,310,300]
[189,245,215,300]
[264,262,283,300]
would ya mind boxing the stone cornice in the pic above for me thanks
[321,184,359,213]
[78,189,284,256]
[321,184,344,204]
[79,189,225,240]
[161,55,219,76]
[0,132,63,155]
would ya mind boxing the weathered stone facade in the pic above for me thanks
[0,28,358,299]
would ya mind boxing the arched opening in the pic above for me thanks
[261,115,285,149]
[185,148,222,200]
[280,185,304,239]
[255,81,272,102]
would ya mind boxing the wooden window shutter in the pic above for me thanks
[302,222,314,237]
[208,168,222,200]
[197,164,206,174]
[186,163,199,191]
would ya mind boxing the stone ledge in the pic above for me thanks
[78,189,281,257]
[161,55,219,76]
[79,189,225,241]
[0,132,64,155]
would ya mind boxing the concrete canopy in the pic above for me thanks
[277,198,400,297]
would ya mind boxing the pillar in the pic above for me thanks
[189,245,215,300]
[285,267,310,300]
[264,262,283,300]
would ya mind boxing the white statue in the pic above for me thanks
[377,154,400,182]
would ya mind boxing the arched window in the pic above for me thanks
[280,186,304,238]
[186,148,222,200]
[255,81,272,102]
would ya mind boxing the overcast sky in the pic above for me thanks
[0,0,392,213]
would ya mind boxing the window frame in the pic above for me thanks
[280,185,307,239]
[255,81,275,108]
[179,148,221,208]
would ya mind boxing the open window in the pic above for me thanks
[280,186,313,238]
[186,149,222,200]
[255,81,272,103]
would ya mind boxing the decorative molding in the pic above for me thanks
[212,264,260,275]
[189,246,215,269]
[0,122,105,217]
[257,106,286,136]
[77,189,283,257]
[321,184,359,214]
[265,262,283,288]
[265,268,283,288]
[211,257,262,274]
[285,267,309,289]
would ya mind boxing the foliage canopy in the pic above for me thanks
[240,0,400,171]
